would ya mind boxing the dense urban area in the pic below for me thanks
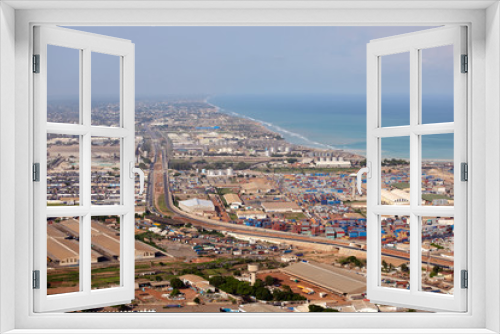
[45,98,455,313]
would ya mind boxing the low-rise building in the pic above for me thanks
[179,198,215,214]
[261,201,302,213]
[236,211,267,219]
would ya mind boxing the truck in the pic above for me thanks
[302,287,315,295]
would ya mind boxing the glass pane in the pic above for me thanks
[380,215,410,290]
[421,133,454,206]
[47,217,80,295]
[421,216,454,294]
[421,45,454,124]
[47,134,80,206]
[91,137,121,205]
[47,45,80,124]
[381,137,410,205]
[381,52,410,127]
[91,52,121,127]
[91,216,121,290]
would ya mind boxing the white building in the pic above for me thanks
[178,198,215,214]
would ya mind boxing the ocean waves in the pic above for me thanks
[221,108,337,150]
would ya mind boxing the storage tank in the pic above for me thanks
[248,264,259,285]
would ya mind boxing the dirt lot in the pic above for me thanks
[135,286,198,306]
[256,272,346,303]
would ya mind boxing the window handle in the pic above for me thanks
[129,162,145,195]
[356,162,371,195]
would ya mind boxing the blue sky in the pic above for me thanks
[47,26,453,99]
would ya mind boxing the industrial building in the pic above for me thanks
[47,224,102,266]
[261,201,302,213]
[240,181,274,194]
[178,198,215,214]
[380,189,411,205]
[313,156,351,168]
[179,274,215,293]
[236,210,267,220]
[50,218,156,262]
[223,193,243,207]
[281,261,366,296]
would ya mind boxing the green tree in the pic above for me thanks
[194,297,200,304]
[209,276,225,287]
[253,278,264,289]
[255,287,273,301]
[308,305,338,312]
[170,277,185,289]
[265,275,275,286]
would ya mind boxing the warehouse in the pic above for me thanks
[47,224,102,266]
[261,201,302,213]
[380,189,410,205]
[236,210,267,220]
[178,198,215,214]
[57,218,156,260]
[281,261,366,296]
[223,193,243,208]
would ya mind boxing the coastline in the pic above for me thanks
[205,96,454,162]
[206,97,354,154]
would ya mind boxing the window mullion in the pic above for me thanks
[81,48,92,294]
[409,47,420,294]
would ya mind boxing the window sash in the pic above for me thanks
[366,26,468,312]
[33,26,136,313]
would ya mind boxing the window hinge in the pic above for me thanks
[33,54,40,73]
[461,162,468,181]
[461,270,468,289]
[33,270,40,289]
[33,163,40,182]
[461,54,468,73]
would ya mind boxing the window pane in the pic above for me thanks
[421,45,454,124]
[381,215,410,290]
[91,137,121,205]
[421,216,454,294]
[47,134,80,206]
[47,45,80,124]
[47,217,80,295]
[381,137,410,205]
[421,133,454,206]
[381,52,410,127]
[91,52,121,127]
[91,216,121,290]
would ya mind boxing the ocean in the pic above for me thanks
[209,94,454,160]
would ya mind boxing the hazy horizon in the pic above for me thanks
[47,26,454,99]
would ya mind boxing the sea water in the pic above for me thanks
[209,94,454,160]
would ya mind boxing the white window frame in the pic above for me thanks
[0,1,499,333]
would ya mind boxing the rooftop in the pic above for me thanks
[281,261,366,295]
